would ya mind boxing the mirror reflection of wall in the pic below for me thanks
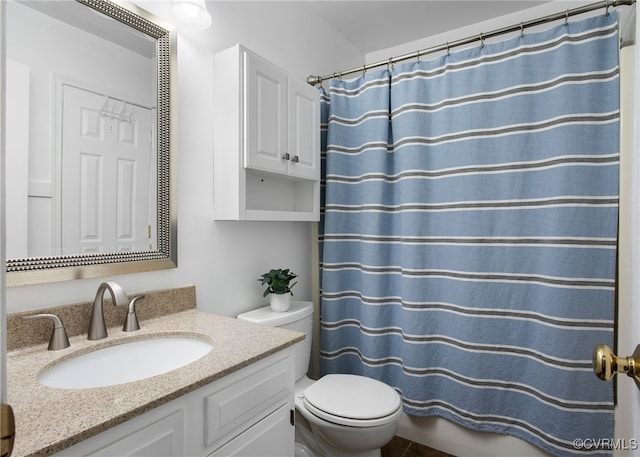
[5,0,158,259]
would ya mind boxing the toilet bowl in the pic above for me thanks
[238,302,402,457]
[295,374,402,457]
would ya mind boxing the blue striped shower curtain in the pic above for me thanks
[319,14,619,457]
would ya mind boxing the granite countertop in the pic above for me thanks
[6,309,304,457]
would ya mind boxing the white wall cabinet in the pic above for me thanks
[55,348,295,457]
[214,44,320,221]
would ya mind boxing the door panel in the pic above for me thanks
[61,85,152,254]
[288,78,320,180]
[615,42,640,457]
[244,52,287,174]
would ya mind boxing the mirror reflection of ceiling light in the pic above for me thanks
[170,0,212,30]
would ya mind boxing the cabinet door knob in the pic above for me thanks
[281,153,290,161]
[291,155,299,163]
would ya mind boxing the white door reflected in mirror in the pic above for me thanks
[61,85,155,255]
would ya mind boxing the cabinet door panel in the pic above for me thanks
[288,78,320,180]
[204,355,292,447]
[244,52,287,174]
[208,405,294,457]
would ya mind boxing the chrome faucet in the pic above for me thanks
[88,281,129,340]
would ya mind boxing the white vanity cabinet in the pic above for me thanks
[213,44,320,221]
[54,348,295,457]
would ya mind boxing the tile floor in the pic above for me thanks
[382,436,457,457]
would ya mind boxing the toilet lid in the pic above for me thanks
[302,374,401,427]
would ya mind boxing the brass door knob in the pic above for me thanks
[592,344,640,389]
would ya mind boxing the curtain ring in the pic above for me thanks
[362,65,366,77]
[387,57,394,71]
[520,21,524,37]
[605,0,610,17]
[446,42,450,55]
[565,10,569,26]
[479,33,485,48]
[416,50,421,62]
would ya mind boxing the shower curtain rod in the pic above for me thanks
[306,0,635,85]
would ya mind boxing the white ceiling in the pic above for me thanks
[304,1,548,54]
[30,1,627,62]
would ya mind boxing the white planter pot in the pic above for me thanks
[270,293,291,312]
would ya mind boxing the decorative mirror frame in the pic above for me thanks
[6,0,178,286]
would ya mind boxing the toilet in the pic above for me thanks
[237,301,402,457]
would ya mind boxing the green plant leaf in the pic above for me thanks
[257,267,298,296]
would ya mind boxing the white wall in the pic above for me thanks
[5,1,363,317]
[0,0,7,407]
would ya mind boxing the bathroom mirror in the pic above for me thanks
[4,0,177,286]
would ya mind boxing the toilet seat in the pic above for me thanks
[302,374,402,427]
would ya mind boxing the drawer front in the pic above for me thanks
[205,355,293,447]
[55,409,185,457]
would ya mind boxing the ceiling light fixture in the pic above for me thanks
[170,0,212,30]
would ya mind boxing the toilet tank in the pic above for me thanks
[237,301,314,381]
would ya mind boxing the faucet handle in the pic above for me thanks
[22,314,70,350]
[123,295,146,332]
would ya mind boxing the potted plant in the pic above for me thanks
[257,268,298,312]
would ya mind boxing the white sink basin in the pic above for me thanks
[39,337,213,389]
